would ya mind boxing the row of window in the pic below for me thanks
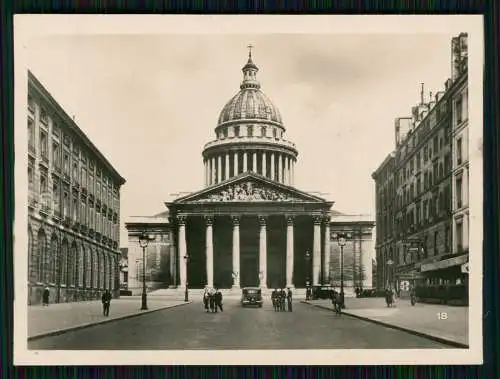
[217,124,284,140]
[28,230,118,290]
[29,158,119,215]
[28,112,121,198]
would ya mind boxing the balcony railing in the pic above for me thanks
[39,203,50,217]
[203,135,298,151]
[63,216,71,227]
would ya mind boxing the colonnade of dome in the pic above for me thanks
[202,49,298,187]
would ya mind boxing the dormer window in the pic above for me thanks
[261,126,266,137]
[223,128,228,138]
[247,125,253,137]
[273,128,277,138]
[234,126,240,137]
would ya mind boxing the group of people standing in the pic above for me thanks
[271,288,293,312]
[203,288,224,313]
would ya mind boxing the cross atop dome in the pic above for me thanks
[241,44,260,89]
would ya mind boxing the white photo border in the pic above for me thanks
[13,14,484,366]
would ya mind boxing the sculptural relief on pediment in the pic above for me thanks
[193,181,303,202]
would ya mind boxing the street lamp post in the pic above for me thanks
[386,259,394,291]
[305,250,311,300]
[333,232,352,309]
[258,271,264,288]
[138,231,156,311]
[184,254,190,302]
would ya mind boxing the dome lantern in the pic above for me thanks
[240,44,261,90]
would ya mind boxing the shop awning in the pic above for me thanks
[420,254,468,273]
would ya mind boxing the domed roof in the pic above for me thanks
[217,89,283,126]
[217,50,283,127]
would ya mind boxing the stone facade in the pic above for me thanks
[373,33,469,293]
[125,50,374,294]
[27,71,125,305]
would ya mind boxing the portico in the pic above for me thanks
[167,173,333,290]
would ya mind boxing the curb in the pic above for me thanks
[300,301,469,349]
[28,301,191,342]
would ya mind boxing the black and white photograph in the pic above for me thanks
[14,15,483,365]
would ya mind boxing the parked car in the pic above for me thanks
[241,287,263,307]
[311,285,335,300]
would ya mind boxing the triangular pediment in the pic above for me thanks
[172,173,328,204]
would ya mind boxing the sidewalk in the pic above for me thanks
[28,297,189,340]
[301,297,468,347]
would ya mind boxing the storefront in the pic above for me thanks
[420,254,469,285]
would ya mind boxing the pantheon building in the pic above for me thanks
[126,51,374,294]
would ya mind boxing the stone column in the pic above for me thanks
[252,151,257,175]
[232,216,240,289]
[286,216,294,288]
[177,216,187,289]
[278,154,283,183]
[233,152,239,177]
[284,156,289,185]
[323,216,331,284]
[169,244,176,288]
[312,216,322,286]
[211,157,216,185]
[270,153,275,180]
[204,160,208,187]
[361,232,373,289]
[205,216,214,288]
[225,153,230,180]
[262,152,267,177]
[259,216,268,288]
[217,155,222,183]
[243,152,248,173]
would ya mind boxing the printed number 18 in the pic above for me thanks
[437,312,448,320]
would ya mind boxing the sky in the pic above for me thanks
[26,33,454,246]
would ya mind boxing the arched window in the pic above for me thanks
[49,235,58,284]
[60,239,69,285]
[78,246,85,287]
[92,249,99,288]
[109,255,114,290]
[85,247,92,288]
[37,230,47,283]
[100,251,106,289]
[28,227,35,281]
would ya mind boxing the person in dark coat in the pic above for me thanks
[271,288,278,312]
[209,290,216,313]
[42,287,50,306]
[286,288,293,312]
[215,289,223,312]
[203,289,210,312]
[101,290,112,316]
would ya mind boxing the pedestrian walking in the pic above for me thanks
[203,288,210,312]
[271,289,278,311]
[287,287,293,312]
[209,289,216,313]
[101,290,112,316]
[215,289,223,312]
[42,287,50,306]
[280,289,286,311]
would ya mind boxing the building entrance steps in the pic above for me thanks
[301,297,468,347]
[27,297,189,340]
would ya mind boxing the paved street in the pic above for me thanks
[29,299,450,349]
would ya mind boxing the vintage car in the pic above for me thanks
[241,287,263,307]
[311,285,336,300]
